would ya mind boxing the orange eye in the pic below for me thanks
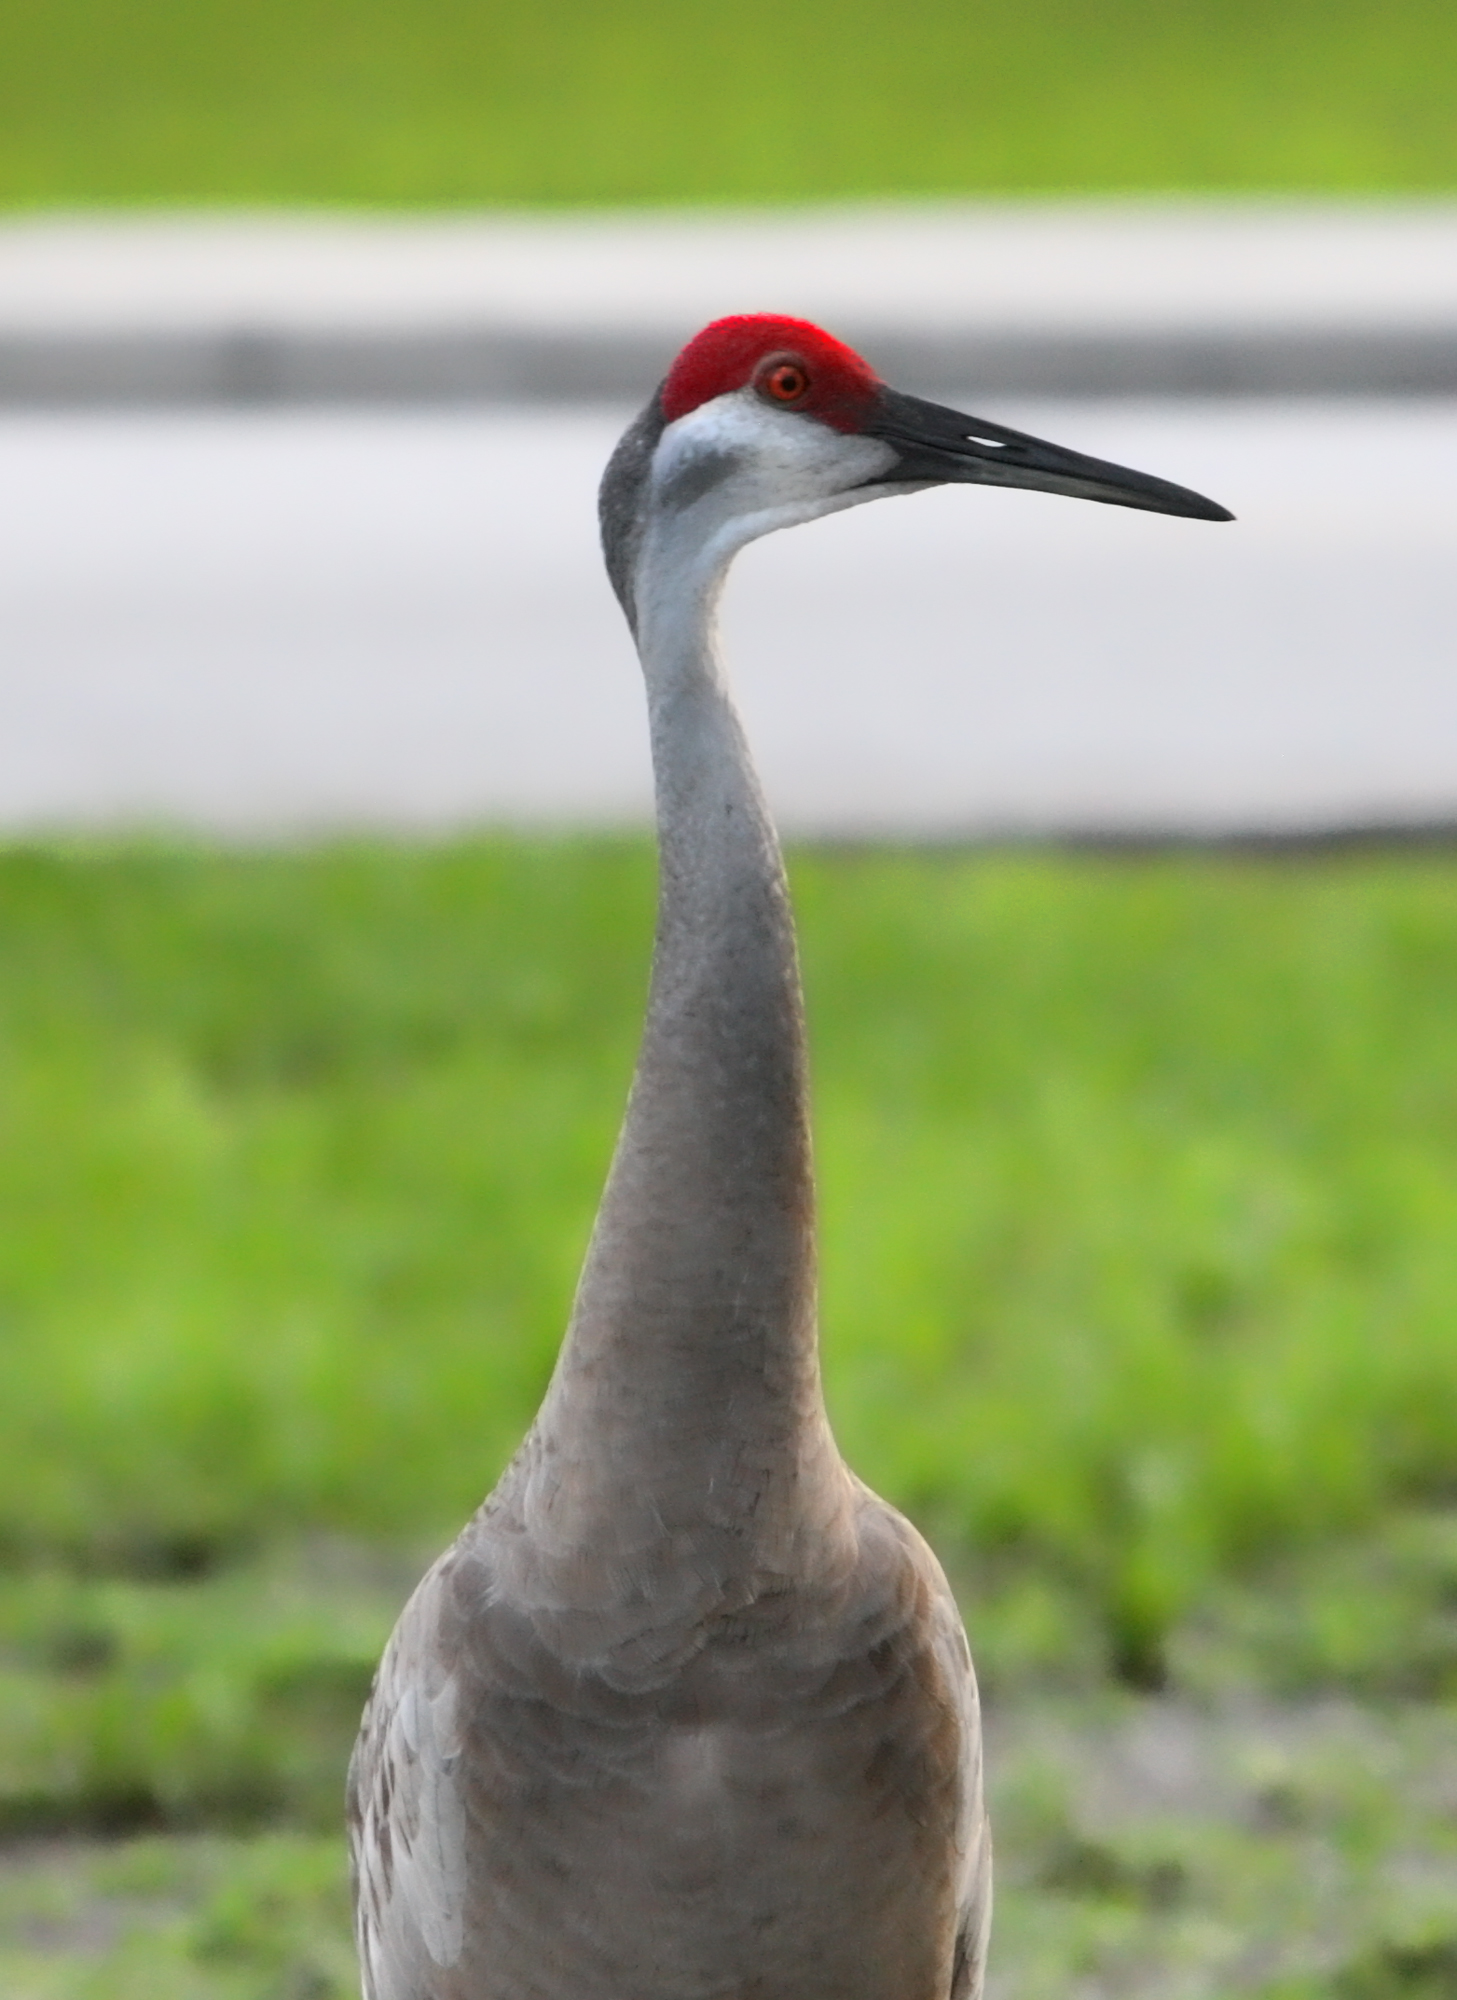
[760,357,809,403]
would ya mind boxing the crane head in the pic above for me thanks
[600,313,1232,632]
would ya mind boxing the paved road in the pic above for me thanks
[10,206,1457,337]
[0,399,1452,837]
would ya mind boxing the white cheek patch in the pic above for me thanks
[652,392,896,519]
[631,392,904,655]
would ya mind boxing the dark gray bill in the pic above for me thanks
[864,387,1233,522]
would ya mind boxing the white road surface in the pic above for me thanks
[8,205,1457,337]
[0,399,1452,837]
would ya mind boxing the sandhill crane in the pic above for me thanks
[348,314,1230,2000]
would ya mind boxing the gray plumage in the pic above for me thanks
[349,315,1230,2000]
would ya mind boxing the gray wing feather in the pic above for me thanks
[349,1562,468,1998]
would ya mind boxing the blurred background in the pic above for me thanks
[2,4,1457,1997]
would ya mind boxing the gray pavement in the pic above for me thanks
[1,399,1452,838]
[4,205,1457,402]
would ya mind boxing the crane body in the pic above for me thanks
[348,316,1230,2000]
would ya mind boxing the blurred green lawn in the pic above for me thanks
[2,0,1455,205]
[7,1700,1457,2000]
[4,839,1457,1670]
[4,838,1457,1994]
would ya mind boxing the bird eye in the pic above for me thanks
[759,358,810,404]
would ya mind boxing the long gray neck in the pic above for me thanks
[524,536,841,1574]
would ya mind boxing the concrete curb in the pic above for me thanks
[3,205,1456,404]
[4,324,1457,406]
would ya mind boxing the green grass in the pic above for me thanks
[4,836,1457,1991]
[1,837,1456,1680]
[0,1549,399,1836]
[2,0,1456,205]
[5,1513,1456,1840]
[6,1700,1457,1999]
[0,1831,356,1999]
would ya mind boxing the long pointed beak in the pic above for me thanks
[864,387,1234,523]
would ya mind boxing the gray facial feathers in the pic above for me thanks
[598,391,668,631]
[657,443,741,514]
